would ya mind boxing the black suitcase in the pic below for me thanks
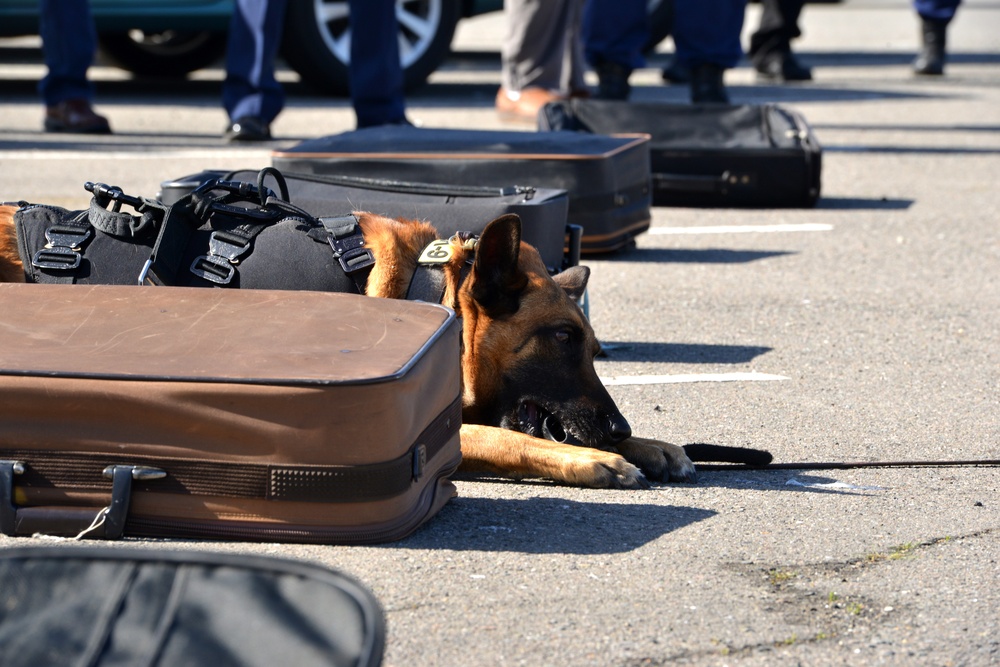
[0,546,385,667]
[159,169,578,273]
[271,126,652,254]
[539,99,822,208]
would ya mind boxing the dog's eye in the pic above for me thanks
[554,329,571,344]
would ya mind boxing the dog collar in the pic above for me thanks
[405,235,477,306]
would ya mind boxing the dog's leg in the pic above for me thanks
[615,437,698,483]
[0,206,26,283]
[459,424,649,489]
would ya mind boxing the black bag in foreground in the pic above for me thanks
[539,99,822,208]
[271,125,652,254]
[0,546,385,667]
[159,169,579,273]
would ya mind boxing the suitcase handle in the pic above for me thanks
[652,170,755,195]
[0,461,164,540]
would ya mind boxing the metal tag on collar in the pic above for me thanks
[418,239,454,265]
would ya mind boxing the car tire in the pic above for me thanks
[281,0,462,96]
[97,30,226,77]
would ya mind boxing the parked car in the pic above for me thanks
[0,0,675,95]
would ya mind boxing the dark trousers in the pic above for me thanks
[582,0,647,71]
[913,0,961,22]
[748,0,805,66]
[222,0,288,124]
[39,0,96,106]
[349,0,407,127]
[672,0,747,69]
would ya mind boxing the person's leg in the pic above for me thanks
[349,0,408,128]
[748,0,810,80]
[912,0,962,75]
[672,0,746,103]
[562,0,587,95]
[501,0,575,93]
[39,0,110,132]
[39,0,95,105]
[222,0,287,139]
[498,0,576,120]
[583,0,647,99]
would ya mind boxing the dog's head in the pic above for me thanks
[456,214,631,449]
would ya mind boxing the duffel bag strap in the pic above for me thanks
[85,182,166,240]
[141,179,282,286]
[317,214,375,294]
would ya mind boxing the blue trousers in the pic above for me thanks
[350,0,407,127]
[913,0,961,22]
[39,0,96,106]
[223,0,287,124]
[582,0,647,71]
[222,0,406,127]
[673,0,747,69]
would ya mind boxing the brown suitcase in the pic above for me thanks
[0,283,462,544]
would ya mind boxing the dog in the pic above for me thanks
[0,199,764,489]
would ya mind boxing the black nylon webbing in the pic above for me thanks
[2,396,461,504]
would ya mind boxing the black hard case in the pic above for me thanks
[539,100,822,208]
[270,126,652,254]
[159,169,577,273]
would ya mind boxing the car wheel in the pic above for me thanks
[644,0,675,53]
[281,0,461,96]
[97,30,226,77]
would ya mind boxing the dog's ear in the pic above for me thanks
[552,265,589,302]
[470,214,528,316]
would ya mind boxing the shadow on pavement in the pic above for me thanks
[603,247,794,264]
[393,495,716,554]
[597,342,772,365]
[817,196,913,210]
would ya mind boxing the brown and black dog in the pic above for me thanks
[0,203,708,489]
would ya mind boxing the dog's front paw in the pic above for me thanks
[615,437,697,483]
[558,447,650,490]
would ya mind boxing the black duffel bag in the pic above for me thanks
[0,546,385,667]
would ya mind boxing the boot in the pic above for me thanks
[913,17,948,76]
[690,63,728,104]
[595,62,632,101]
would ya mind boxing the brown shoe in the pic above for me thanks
[44,99,112,134]
[496,87,564,123]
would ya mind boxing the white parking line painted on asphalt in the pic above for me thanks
[600,372,789,386]
[649,223,833,234]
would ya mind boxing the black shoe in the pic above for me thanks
[44,99,112,134]
[595,62,632,100]
[755,52,813,82]
[660,59,691,85]
[223,116,271,142]
[690,63,729,104]
[913,18,948,75]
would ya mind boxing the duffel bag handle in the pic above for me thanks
[651,170,755,196]
[0,461,164,540]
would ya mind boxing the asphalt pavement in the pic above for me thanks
[1,1,998,665]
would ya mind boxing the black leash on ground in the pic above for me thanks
[681,443,1000,471]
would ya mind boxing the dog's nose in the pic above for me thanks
[607,414,632,443]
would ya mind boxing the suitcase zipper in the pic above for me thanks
[278,172,536,200]
[122,454,461,544]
